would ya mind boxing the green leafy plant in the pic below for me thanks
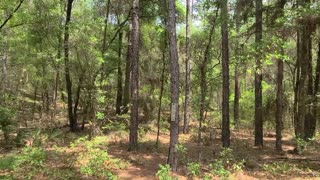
[209,148,244,178]
[156,164,176,180]
[0,107,16,143]
[176,143,188,165]
[187,162,202,177]
[262,162,294,176]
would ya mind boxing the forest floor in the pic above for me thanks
[1,119,320,179]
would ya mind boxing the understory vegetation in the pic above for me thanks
[1,0,320,179]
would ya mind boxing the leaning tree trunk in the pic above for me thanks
[128,0,140,151]
[254,0,263,147]
[183,0,191,134]
[116,31,123,115]
[221,0,230,148]
[64,0,76,132]
[167,0,180,171]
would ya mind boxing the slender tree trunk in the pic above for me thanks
[122,31,131,114]
[128,0,140,151]
[234,3,241,129]
[313,41,320,136]
[304,28,314,140]
[254,0,263,147]
[74,76,83,126]
[64,0,76,131]
[102,0,111,55]
[199,22,215,146]
[167,0,180,171]
[183,0,191,134]
[156,51,166,147]
[116,31,123,114]
[221,0,230,148]
[276,46,284,151]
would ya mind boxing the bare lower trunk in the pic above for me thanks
[167,0,180,171]
[221,0,230,148]
[254,0,263,147]
[129,0,140,151]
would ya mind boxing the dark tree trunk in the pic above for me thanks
[304,28,314,140]
[167,0,180,171]
[64,0,76,132]
[221,0,230,148]
[128,0,140,151]
[116,31,123,114]
[234,2,241,129]
[74,76,83,125]
[183,0,191,134]
[274,0,286,152]
[254,0,263,147]
[122,31,131,114]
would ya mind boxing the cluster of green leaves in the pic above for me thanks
[262,162,294,176]
[156,164,177,180]
[209,148,245,178]
[0,146,46,179]
[186,162,202,177]
[71,136,126,179]
[0,107,16,143]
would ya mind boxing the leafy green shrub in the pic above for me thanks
[262,162,293,176]
[209,148,244,178]
[187,162,202,177]
[0,155,16,170]
[0,107,16,143]
[72,136,124,179]
[14,146,46,169]
[156,164,176,180]
[176,143,188,165]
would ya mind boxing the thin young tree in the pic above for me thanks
[221,0,230,147]
[64,0,77,132]
[167,0,180,171]
[254,0,263,147]
[183,0,191,134]
[129,0,140,151]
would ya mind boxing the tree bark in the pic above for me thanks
[116,31,123,115]
[254,0,263,147]
[221,0,230,148]
[183,0,191,134]
[128,0,140,151]
[64,0,76,132]
[122,31,131,114]
[167,0,180,171]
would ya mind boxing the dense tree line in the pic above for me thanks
[0,0,320,171]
